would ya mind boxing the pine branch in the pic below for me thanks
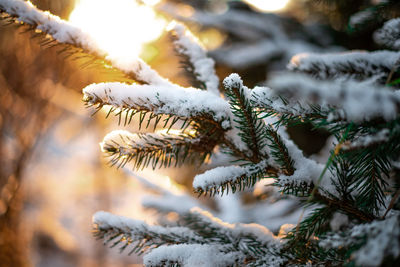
[178,208,282,260]
[265,125,295,176]
[93,211,204,256]
[82,82,232,130]
[329,157,356,202]
[143,244,241,267]
[0,12,132,81]
[312,191,376,222]
[224,74,268,162]
[250,86,333,128]
[101,130,212,170]
[268,73,400,123]
[168,22,219,95]
[320,214,400,267]
[288,51,400,84]
[345,147,391,215]
[193,161,277,196]
[0,0,170,85]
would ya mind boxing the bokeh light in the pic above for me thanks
[69,0,166,61]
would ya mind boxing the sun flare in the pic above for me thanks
[243,0,290,12]
[69,0,165,61]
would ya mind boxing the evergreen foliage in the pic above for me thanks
[2,0,400,266]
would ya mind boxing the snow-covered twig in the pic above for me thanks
[268,73,400,123]
[168,22,219,95]
[193,160,273,195]
[83,82,232,129]
[288,50,400,83]
[320,214,400,267]
[374,18,400,50]
[93,211,203,254]
[0,0,170,85]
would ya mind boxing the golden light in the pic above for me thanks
[69,0,165,61]
[243,0,291,12]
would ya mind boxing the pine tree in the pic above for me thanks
[2,0,400,266]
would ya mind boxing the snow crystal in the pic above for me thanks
[169,22,220,95]
[83,82,232,129]
[268,73,400,122]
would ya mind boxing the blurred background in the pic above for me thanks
[1,0,399,266]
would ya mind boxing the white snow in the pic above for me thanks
[374,18,400,50]
[251,85,323,117]
[0,0,172,85]
[144,244,241,267]
[321,215,400,267]
[268,73,400,122]
[223,73,243,90]
[192,161,268,191]
[100,129,198,154]
[288,50,400,82]
[168,22,220,95]
[83,82,232,128]
[93,211,201,241]
[329,212,349,231]
[342,129,390,150]
[277,136,332,192]
[189,207,278,245]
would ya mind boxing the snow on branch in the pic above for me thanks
[224,74,270,161]
[321,214,400,267]
[101,130,210,169]
[93,208,283,265]
[168,22,219,95]
[0,0,170,85]
[288,50,400,83]
[181,208,282,258]
[143,244,241,267]
[341,129,390,151]
[268,73,400,123]
[82,82,232,129]
[250,85,328,124]
[93,211,203,255]
[374,18,400,50]
[192,160,273,196]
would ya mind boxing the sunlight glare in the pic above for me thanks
[243,0,290,12]
[69,0,165,61]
